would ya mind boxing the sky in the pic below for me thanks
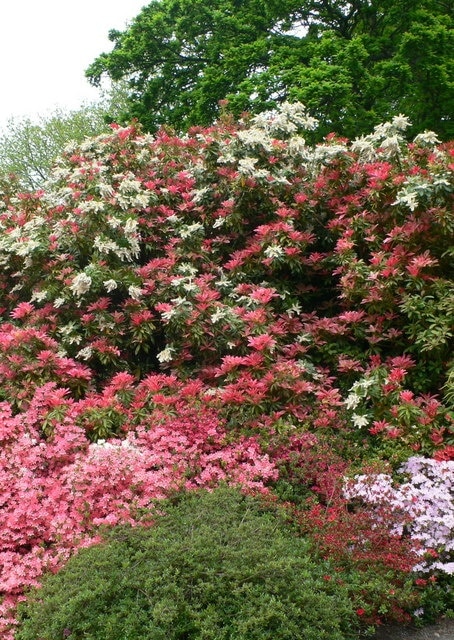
[0,1,147,131]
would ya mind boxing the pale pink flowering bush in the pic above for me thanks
[344,456,454,574]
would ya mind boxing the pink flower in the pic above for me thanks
[388,368,407,383]
[399,390,415,403]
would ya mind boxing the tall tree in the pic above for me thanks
[86,0,453,139]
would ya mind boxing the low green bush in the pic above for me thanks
[16,487,359,640]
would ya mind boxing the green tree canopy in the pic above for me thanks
[86,0,453,139]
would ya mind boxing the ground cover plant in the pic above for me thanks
[0,102,453,638]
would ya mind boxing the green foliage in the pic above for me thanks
[418,574,454,624]
[400,279,454,355]
[0,86,129,190]
[86,0,453,138]
[86,0,282,133]
[16,488,358,640]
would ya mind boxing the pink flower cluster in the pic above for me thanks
[0,378,276,638]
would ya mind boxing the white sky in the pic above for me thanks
[0,1,147,131]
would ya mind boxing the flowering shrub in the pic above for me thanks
[271,433,424,625]
[0,104,451,455]
[344,457,454,575]
[342,457,454,622]
[0,325,92,409]
[0,382,276,639]
[0,103,453,634]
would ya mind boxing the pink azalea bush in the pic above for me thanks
[0,102,453,634]
[0,378,276,638]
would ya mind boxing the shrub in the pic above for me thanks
[1,102,453,634]
[16,488,358,640]
[0,383,277,638]
[0,105,452,460]
[271,434,424,625]
[344,457,454,576]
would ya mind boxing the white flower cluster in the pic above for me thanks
[250,101,319,135]
[210,306,237,324]
[178,222,204,239]
[392,172,453,211]
[76,346,93,360]
[103,279,118,292]
[238,157,270,179]
[160,295,194,322]
[352,114,412,161]
[128,285,144,300]
[94,235,122,255]
[344,375,377,410]
[93,216,141,262]
[263,244,284,259]
[344,374,382,429]
[413,131,441,147]
[0,215,47,262]
[191,186,211,203]
[392,187,419,211]
[236,127,274,152]
[69,272,92,297]
[77,199,105,214]
[156,346,175,363]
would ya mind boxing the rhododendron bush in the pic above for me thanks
[0,103,453,635]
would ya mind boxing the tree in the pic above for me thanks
[86,0,286,133]
[0,85,129,190]
[86,0,454,139]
